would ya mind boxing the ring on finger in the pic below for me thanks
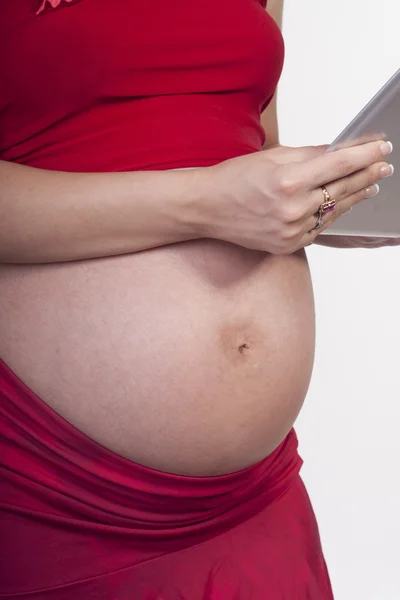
[320,185,336,213]
[311,210,325,231]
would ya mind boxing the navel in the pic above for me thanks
[218,322,261,367]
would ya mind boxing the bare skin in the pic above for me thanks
[0,243,315,476]
[0,139,394,476]
[0,1,397,476]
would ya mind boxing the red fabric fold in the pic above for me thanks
[0,359,333,599]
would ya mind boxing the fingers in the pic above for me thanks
[299,212,343,248]
[270,175,382,253]
[301,178,385,245]
[287,139,393,191]
[301,182,380,236]
[303,208,340,238]
[332,184,380,217]
[305,160,394,218]
[328,161,393,203]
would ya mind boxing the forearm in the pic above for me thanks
[0,161,204,264]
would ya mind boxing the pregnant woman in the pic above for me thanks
[0,0,396,598]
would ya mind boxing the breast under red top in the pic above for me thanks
[0,0,284,172]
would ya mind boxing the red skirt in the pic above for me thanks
[0,359,333,599]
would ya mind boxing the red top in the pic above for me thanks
[0,0,284,172]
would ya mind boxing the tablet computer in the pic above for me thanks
[322,68,400,236]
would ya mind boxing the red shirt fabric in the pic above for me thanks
[0,0,284,171]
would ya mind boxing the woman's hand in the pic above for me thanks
[197,140,394,254]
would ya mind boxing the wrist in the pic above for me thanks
[171,165,219,240]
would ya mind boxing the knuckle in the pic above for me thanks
[276,172,300,197]
[370,173,380,187]
[281,226,296,242]
[338,179,349,197]
[273,230,296,253]
[365,167,376,184]
[374,143,384,161]
[279,203,302,224]
[289,204,304,222]
[335,155,352,174]
[366,144,384,167]
[352,188,365,203]
[357,189,368,203]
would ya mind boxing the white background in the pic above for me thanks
[278,1,400,598]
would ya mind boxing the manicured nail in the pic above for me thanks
[381,141,393,155]
[365,183,380,198]
[344,207,353,214]
[380,164,395,178]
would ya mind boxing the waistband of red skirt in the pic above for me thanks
[0,358,302,549]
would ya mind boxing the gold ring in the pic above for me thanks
[320,185,336,214]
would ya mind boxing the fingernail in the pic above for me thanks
[365,183,380,198]
[380,164,395,178]
[381,141,393,155]
[344,207,353,214]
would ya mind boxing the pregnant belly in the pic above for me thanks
[0,239,315,476]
